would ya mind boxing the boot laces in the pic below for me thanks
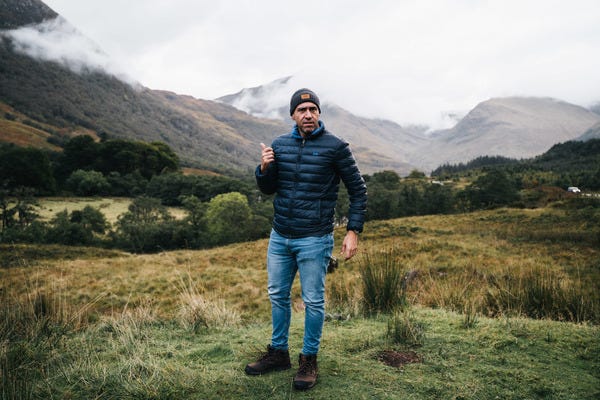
[298,356,315,374]
[259,346,283,363]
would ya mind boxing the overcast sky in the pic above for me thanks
[33,0,600,128]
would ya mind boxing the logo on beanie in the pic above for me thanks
[301,94,311,100]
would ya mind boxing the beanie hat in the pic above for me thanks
[289,88,321,115]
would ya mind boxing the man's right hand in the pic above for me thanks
[260,143,275,173]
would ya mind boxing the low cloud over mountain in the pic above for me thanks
[1,15,137,85]
[2,0,599,177]
[219,80,600,173]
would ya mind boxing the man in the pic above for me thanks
[245,88,367,390]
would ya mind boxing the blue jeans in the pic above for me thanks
[267,229,333,355]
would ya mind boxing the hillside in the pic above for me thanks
[431,138,600,192]
[0,0,289,176]
[218,78,428,175]
[0,37,286,176]
[0,0,57,28]
[0,101,63,150]
[2,0,599,178]
[413,97,600,170]
[0,0,417,176]
[579,121,600,141]
[220,80,600,174]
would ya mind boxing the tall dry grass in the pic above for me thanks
[176,273,241,332]
[0,283,98,399]
[332,207,600,324]
[484,265,599,322]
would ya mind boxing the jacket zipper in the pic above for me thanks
[289,138,305,223]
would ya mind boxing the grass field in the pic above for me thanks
[35,197,187,223]
[1,205,599,399]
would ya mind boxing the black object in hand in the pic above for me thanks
[327,256,338,273]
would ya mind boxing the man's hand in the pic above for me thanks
[340,230,359,260]
[260,143,275,173]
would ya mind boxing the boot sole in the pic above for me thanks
[245,364,291,376]
[293,380,317,390]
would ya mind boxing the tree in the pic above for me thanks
[0,186,15,232]
[55,135,98,182]
[115,196,179,252]
[179,195,209,248]
[95,140,179,179]
[0,145,56,194]
[421,183,455,215]
[66,169,110,196]
[71,206,109,234]
[370,170,401,189]
[334,186,349,225]
[47,206,108,246]
[590,166,600,190]
[365,186,399,221]
[205,192,252,245]
[399,184,422,216]
[125,197,170,224]
[463,169,520,210]
[0,187,46,243]
[407,169,427,180]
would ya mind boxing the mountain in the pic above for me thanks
[0,0,290,177]
[217,78,428,175]
[2,0,599,179]
[0,0,56,29]
[219,80,600,173]
[410,97,600,170]
[578,121,600,141]
[0,0,416,176]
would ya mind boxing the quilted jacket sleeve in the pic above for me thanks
[255,163,278,195]
[334,141,367,233]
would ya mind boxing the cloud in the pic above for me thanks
[1,16,138,85]
[28,0,600,129]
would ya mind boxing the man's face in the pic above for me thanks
[291,101,320,136]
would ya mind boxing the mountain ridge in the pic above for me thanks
[0,0,57,29]
[410,97,600,169]
[219,80,600,172]
[2,0,599,177]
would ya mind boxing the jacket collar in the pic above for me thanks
[291,120,325,139]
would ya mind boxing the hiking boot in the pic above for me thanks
[245,345,291,375]
[293,353,318,390]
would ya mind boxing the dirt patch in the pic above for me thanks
[377,350,421,368]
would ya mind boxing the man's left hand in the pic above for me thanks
[340,230,359,260]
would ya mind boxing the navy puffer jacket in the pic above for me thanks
[256,121,367,238]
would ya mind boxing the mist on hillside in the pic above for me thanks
[1,16,138,86]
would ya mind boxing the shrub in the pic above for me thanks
[386,310,425,347]
[114,196,186,252]
[360,248,407,315]
[205,192,253,245]
[0,221,48,245]
[66,169,110,196]
[46,206,108,246]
